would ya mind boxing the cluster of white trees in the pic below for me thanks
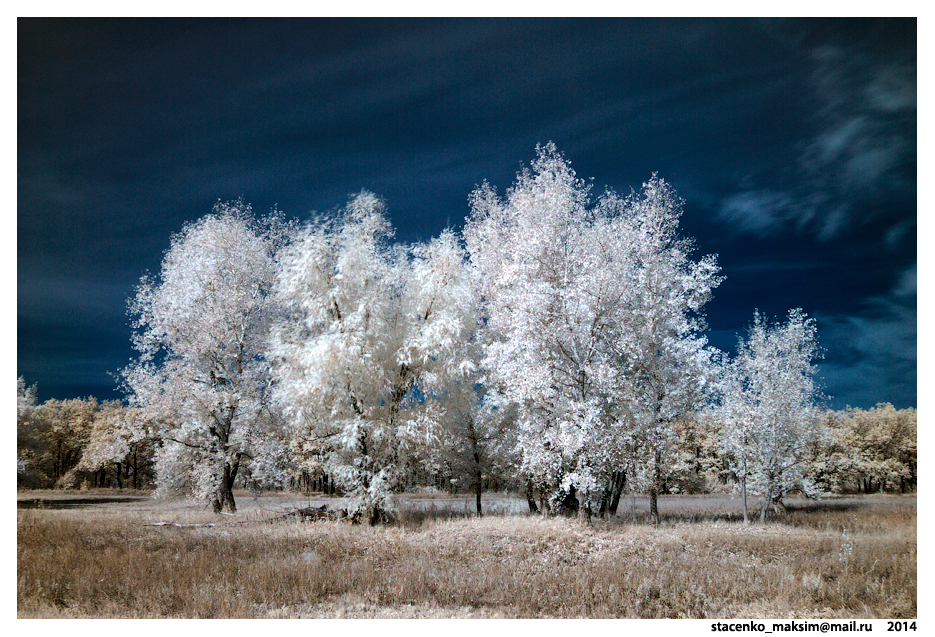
[268,193,478,522]
[40,144,841,523]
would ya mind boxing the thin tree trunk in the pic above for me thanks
[607,490,619,516]
[650,450,661,523]
[132,448,139,490]
[473,442,483,516]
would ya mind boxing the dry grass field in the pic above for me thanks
[16,490,916,618]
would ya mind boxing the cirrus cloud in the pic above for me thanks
[718,32,915,242]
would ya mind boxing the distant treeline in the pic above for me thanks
[17,377,916,500]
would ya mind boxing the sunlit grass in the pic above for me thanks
[17,493,915,618]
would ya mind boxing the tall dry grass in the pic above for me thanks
[17,494,915,618]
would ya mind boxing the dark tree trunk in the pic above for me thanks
[525,480,539,514]
[742,474,750,524]
[223,484,237,512]
[650,450,662,523]
[608,471,625,516]
[473,445,483,516]
[598,471,625,518]
[213,458,240,513]
[558,486,579,517]
[133,448,141,490]
[115,462,123,489]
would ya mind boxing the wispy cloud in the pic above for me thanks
[815,264,916,409]
[718,31,915,242]
[719,189,817,236]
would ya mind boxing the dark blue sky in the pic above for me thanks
[17,18,916,410]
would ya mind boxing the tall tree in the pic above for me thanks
[606,176,723,522]
[270,192,476,524]
[721,309,823,523]
[465,146,721,523]
[123,200,294,513]
[464,144,625,519]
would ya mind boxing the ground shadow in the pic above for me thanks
[18,497,148,510]
[781,500,864,515]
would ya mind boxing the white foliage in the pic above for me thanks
[464,144,722,513]
[123,200,293,511]
[270,192,477,520]
[17,377,39,476]
[17,376,37,420]
[465,144,615,505]
[721,309,823,520]
[604,177,723,504]
[434,375,522,508]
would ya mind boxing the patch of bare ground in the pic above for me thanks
[17,493,915,618]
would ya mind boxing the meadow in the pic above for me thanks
[16,490,916,618]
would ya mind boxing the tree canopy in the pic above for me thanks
[18,145,912,525]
